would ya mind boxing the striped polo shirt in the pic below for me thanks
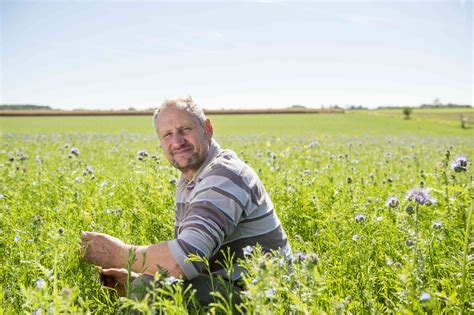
[167,139,291,280]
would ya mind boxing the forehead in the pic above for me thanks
[156,107,200,131]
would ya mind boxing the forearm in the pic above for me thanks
[130,242,185,278]
[81,232,184,278]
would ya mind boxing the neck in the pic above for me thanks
[183,170,195,181]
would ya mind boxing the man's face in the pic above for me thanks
[155,107,213,179]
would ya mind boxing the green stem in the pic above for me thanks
[414,203,419,266]
[460,175,473,309]
[411,203,420,308]
[125,248,136,300]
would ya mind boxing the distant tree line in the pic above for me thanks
[1,103,471,111]
[377,104,471,110]
[419,103,471,108]
[0,104,52,110]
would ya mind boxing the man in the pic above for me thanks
[81,96,291,304]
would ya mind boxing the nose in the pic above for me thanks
[170,133,186,149]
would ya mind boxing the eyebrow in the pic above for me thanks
[159,123,194,136]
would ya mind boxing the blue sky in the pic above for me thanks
[1,0,472,110]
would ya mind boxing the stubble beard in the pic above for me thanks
[171,151,206,174]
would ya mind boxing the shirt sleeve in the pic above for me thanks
[168,167,249,279]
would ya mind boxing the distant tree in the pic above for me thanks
[289,104,306,109]
[461,115,467,129]
[349,105,368,110]
[0,104,52,110]
[403,107,413,119]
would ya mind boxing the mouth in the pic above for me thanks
[172,147,193,157]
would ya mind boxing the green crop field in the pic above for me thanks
[0,109,473,313]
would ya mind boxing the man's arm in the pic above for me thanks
[81,232,185,278]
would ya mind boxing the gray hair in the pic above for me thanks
[152,96,206,129]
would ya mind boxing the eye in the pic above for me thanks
[162,132,172,139]
[179,127,191,134]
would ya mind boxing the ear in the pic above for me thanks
[204,118,213,141]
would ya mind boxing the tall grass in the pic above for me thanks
[0,113,472,313]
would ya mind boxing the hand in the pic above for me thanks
[100,268,138,297]
[80,231,129,269]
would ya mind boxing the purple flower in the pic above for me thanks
[386,197,399,208]
[85,166,93,175]
[432,221,442,230]
[165,276,177,285]
[419,291,431,301]
[137,150,149,161]
[355,214,365,223]
[305,253,319,266]
[292,252,306,263]
[70,147,80,156]
[405,188,436,205]
[14,235,20,242]
[243,245,253,256]
[387,259,393,266]
[265,288,276,298]
[451,155,468,172]
[36,279,46,289]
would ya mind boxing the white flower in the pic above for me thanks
[387,259,393,266]
[164,276,177,285]
[377,216,383,222]
[0,194,4,199]
[100,180,107,190]
[265,288,276,298]
[352,234,359,241]
[243,245,253,256]
[36,279,46,289]
[14,235,20,242]
[419,291,431,301]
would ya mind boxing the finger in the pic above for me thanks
[80,231,95,241]
[101,268,129,277]
[101,268,119,276]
